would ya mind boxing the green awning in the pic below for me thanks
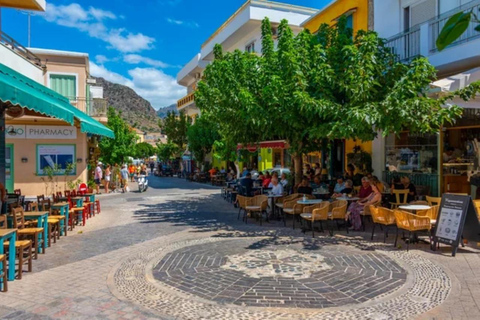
[0,63,114,138]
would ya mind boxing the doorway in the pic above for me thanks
[5,144,13,192]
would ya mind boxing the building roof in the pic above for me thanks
[28,48,89,58]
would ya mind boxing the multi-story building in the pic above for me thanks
[177,0,318,171]
[0,1,113,196]
[376,0,480,196]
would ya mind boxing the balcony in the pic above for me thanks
[0,30,42,67]
[385,0,480,76]
[177,92,195,110]
[70,97,108,118]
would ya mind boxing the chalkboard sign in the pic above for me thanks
[433,194,480,256]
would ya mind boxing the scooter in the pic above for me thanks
[137,175,149,192]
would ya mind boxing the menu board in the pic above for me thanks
[433,194,480,256]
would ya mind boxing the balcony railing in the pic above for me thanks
[430,0,480,53]
[177,92,195,109]
[385,27,421,62]
[0,30,42,67]
[69,97,108,117]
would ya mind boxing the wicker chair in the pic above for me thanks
[426,196,442,206]
[329,200,348,233]
[283,195,314,229]
[360,201,380,231]
[393,209,431,251]
[275,193,302,217]
[370,206,396,242]
[390,189,409,209]
[236,195,248,221]
[300,202,330,237]
[244,195,268,225]
[417,205,440,225]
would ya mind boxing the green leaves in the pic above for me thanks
[436,11,472,51]
[186,117,220,164]
[160,110,191,148]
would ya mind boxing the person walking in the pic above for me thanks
[104,165,111,194]
[150,161,155,175]
[120,165,130,193]
[129,164,136,182]
[94,162,103,194]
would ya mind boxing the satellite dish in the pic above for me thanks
[6,105,25,118]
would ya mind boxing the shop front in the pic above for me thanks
[237,141,289,172]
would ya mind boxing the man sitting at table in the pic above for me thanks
[334,177,345,193]
[270,176,284,196]
[332,180,353,197]
[297,177,313,195]
[240,172,254,196]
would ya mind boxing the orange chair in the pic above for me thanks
[370,207,396,242]
[393,209,431,251]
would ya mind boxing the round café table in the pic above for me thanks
[399,205,431,214]
[297,199,323,205]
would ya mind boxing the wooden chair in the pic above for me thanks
[328,200,348,233]
[426,196,442,206]
[236,195,248,220]
[370,207,396,242]
[64,190,71,198]
[11,207,44,259]
[393,209,431,251]
[39,200,61,245]
[283,195,314,229]
[0,253,7,292]
[244,195,268,225]
[69,199,86,226]
[300,202,331,237]
[390,189,409,209]
[0,215,33,280]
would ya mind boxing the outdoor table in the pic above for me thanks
[335,196,360,202]
[51,202,69,236]
[58,197,68,202]
[297,199,323,205]
[23,211,49,254]
[71,197,84,208]
[0,228,17,281]
[399,205,431,214]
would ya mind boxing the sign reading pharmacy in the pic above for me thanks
[6,125,77,139]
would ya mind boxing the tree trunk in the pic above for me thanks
[293,154,303,187]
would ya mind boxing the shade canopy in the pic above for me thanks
[0,63,114,138]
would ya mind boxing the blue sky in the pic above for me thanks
[1,0,330,109]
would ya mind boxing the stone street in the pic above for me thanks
[1,176,479,319]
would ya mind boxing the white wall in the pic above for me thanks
[90,86,103,99]
[0,43,44,83]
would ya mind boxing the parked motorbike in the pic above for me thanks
[137,175,149,192]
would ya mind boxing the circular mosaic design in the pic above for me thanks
[110,236,452,320]
[152,239,407,309]
[221,249,332,279]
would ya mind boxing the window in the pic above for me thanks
[37,145,76,175]
[245,42,255,53]
[49,74,77,100]
[346,14,353,30]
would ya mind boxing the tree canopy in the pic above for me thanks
[160,110,191,149]
[186,116,220,164]
[157,141,180,163]
[195,17,465,180]
[134,142,156,159]
[99,107,137,165]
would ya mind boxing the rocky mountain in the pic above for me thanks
[94,77,159,131]
[156,104,178,118]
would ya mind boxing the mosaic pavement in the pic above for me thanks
[111,236,452,320]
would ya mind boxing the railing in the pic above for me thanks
[177,92,195,109]
[0,30,42,67]
[385,27,421,62]
[69,97,108,117]
[430,0,480,53]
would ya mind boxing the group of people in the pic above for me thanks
[94,162,148,194]
[238,168,288,197]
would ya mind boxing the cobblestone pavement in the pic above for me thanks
[0,176,479,319]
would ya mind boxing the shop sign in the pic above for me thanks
[6,125,77,140]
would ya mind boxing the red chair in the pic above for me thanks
[71,190,77,197]
[14,189,21,195]
[64,190,71,198]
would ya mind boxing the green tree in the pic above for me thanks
[157,142,180,162]
[186,116,220,165]
[134,142,156,159]
[160,110,191,149]
[99,107,137,164]
[196,17,465,183]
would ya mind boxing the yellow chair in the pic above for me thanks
[236,195,248,221]
[244,195,268,225]
[360,201,380,231]
[390,189,409,209]
[300,202,330,237]
[283,195,314,229]
[370,206,396,242]
[328,200,348,233]
[417,205,439,225]
[426,196,442,206]
[393,209,431,251]
[473,200,480,220]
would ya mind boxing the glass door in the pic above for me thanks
[5,144,13,192]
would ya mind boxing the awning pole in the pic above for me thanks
[0,104,6,199]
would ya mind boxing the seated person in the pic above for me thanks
[333,179,353,197]
[280,173,288,187]
[240,172,254,196]
[297,177,313,195]
[371,176,385,193]
[401,176,416,203]
[334,177,345,193]
[262,173,272,188]
[358,177,373,200]
[270,176,284,196]
[346,182,381,231]
[311,175,322,189]
[208,167,217,178]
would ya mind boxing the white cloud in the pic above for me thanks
[166,18,199,28]
[90,62,186,109]
[124,54,170,68]
[95,54,109,64]
[43,3,154,53]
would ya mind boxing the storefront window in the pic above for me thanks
[37,144,76,175]
[385,132,438,173]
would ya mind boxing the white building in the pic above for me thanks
[176,0,318,118]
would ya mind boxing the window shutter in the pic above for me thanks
[50,74,76,99]
[410,0,437,27]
